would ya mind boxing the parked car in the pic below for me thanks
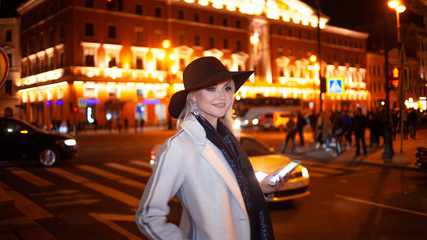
[0,117,77,167]
[150,134,310,202]
[259,111,294,131]
[415,145,427,169]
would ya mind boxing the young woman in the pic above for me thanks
[135,57,288,240]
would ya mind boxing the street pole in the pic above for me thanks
[395,10,405,153]
[316,0,322,113]
[382,6,394,159]
[387,0,411,164]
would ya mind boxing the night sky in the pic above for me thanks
[301,0,424,29]
[0,0,423,29]
[0,0,26,18]
[301,0,388,27]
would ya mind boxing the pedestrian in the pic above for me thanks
[124,118,128,132]
[367,112,379,149]
[93,118,98,132]
[308,110,317,143]
[67,118,71,133]
[402,109,409,139]
[342,110,352,148]
[296,111,306,146]
[117,118,122,133]
[51,118,57,132]
[352,108,368,157]
[135,57,287,240]
[140,118,145,131]
[281,115,297,154]
[407,109,417,139]
[331,111,345,155]
[391,110,398,140]
[315,112,332,149]
[107,119,112,133]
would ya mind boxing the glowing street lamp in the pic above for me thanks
[162,39,171,49]
[388,0,406,43]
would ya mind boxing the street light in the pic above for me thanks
[389,0,407,156]
[383,0,408,161]
[161,39,176,130]
[388,0,406,43]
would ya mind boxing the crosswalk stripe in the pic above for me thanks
[45,167,140,207]
[118,179,146,189]
[105,162,151,177]
[46,168,90,184]
[129,160,152,169]
[77,164,124,180]
[7,168,54,187]
[7,189,54,220]
[89,213,143,240]
[77,164,146,189]
[83,182,140,207]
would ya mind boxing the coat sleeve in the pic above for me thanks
[135,135,187,240]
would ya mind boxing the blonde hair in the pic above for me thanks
[176,91,236,134]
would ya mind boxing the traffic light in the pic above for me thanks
[69,103,78,114]
[389,67,400,90]
[106,0,115,10]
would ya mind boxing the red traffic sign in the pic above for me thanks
[0,47,10,88]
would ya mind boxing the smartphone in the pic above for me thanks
[268,160,301,185]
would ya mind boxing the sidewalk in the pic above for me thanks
[301,128,427,172]
[70,124,171,136]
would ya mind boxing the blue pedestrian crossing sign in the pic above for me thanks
[326,76,345,96]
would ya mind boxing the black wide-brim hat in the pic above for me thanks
[168,56,253,118]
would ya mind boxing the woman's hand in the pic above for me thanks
[259,169,289,194]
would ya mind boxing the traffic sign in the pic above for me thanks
[78,98,87,108]
[0,47,10,88]
[326,76,345,95]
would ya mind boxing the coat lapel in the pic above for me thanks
[200,145,246,210]
[182,118,247,213]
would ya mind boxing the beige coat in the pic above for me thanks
[135,116,250,240]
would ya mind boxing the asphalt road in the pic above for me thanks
[1,129,426,240]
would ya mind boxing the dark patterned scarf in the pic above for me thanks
[195,114,274,240]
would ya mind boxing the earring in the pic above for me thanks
[191,101,201,116]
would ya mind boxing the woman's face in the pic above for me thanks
[191,79,235,127]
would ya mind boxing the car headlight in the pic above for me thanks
[255,171,269,182]
[64,139,77,146]
[301,167,309,178]
[233,119,242,130]
[252,119,259,125]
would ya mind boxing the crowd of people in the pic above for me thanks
[281,107,423,158]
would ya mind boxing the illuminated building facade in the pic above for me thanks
[362,18,427,112]
[16,0,369,130]
[0,17,20,118]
